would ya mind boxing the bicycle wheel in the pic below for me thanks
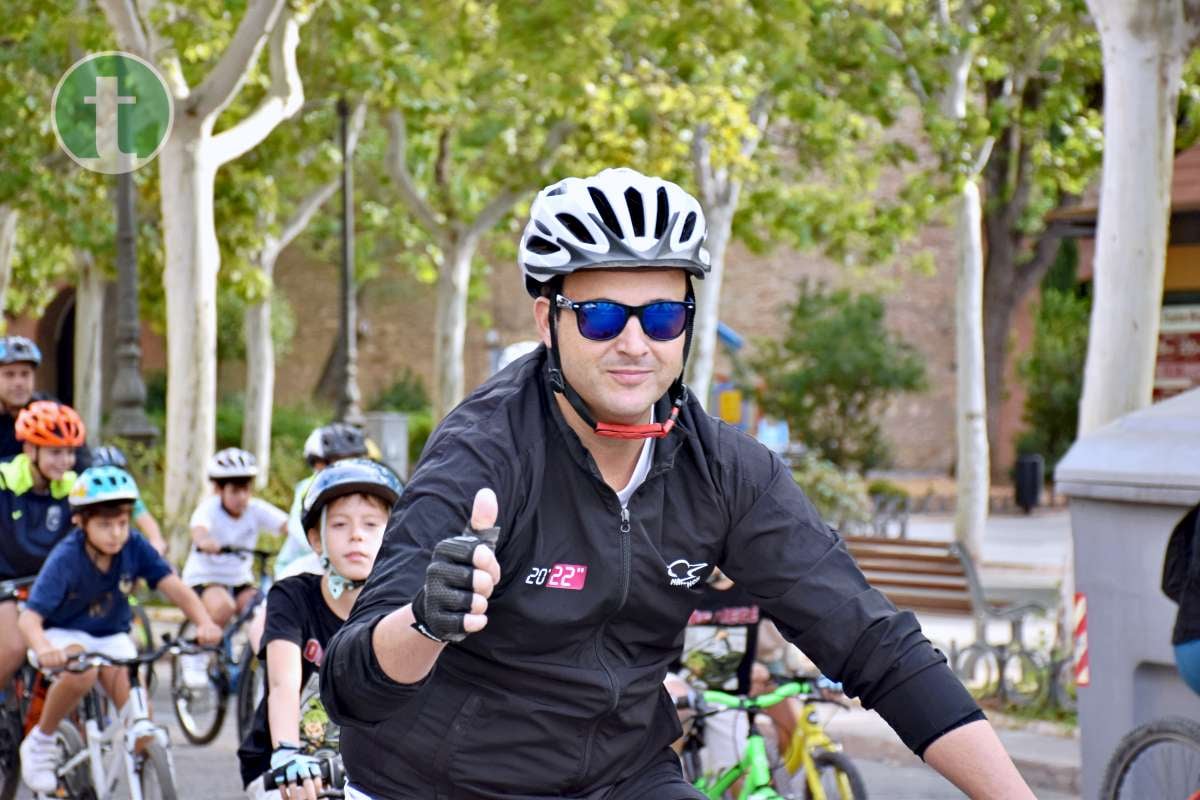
[137,741,178,800]
[53,721,94,799]
[0,702,22,800]
[1100,716,1200,800]
[130,602,158,694]
[169,619,228,745]
[236,643,264,741]
[802,751,867,800]
[953,643,999,695]
[997,649,1043,706]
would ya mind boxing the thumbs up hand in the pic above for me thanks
[410,488,503,643]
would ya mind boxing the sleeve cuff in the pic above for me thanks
[914,708,987,760]
[322,611,427,726]
[869,660,982,755]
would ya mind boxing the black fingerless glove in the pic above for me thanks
[410,524,500,643]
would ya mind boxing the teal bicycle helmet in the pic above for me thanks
[69,466,140,508]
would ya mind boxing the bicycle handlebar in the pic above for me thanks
[0,575,37,602]
[218,546,275,560]
[52,636,219,674]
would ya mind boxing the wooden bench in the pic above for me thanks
[843,535,1044,649]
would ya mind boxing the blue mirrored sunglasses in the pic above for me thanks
[555,294,695,342]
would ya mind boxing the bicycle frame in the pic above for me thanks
[781,700,853,800]
[58,662,169,800]
[694,723,780,799]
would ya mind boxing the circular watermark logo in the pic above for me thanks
[51,51,173,175]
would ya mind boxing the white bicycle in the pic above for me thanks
[45,638,211,800]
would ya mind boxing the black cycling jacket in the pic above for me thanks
[322,347,979,799]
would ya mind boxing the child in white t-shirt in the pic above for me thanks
[181,449,286,659]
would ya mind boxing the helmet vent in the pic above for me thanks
[526,235,561,255]
[587,187,623,238]
[535,220,553,236]
[680,211,698,242]
[654,187,669,238]
[624,188,645,237]
[555,213,595,245]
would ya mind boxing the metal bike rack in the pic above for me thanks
[1056,387,1200,800]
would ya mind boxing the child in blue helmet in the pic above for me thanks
[89,445,168,556]
[237,458,402,800]
[17,466,222,795]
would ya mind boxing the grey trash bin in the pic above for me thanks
[362,411,409,481]
[1055,387,1200,800]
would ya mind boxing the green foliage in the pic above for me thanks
[369,368,429,413]
[215,284,298,362]
[406,409,435,468]
[1016,246,1089,476]
[752,280,926,471]
[867,478,910,503]
[790,453,873,532]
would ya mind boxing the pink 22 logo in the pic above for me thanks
[525,563,588,591]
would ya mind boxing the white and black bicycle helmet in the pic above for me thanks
[303,423,368,467]
[207,447,258,480]
[519,167,710,298]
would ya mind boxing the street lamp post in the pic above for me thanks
[335,97,363,425]
[106,170,158,442]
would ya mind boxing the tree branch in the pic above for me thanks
[134,0,190,98]
[190,0,287,120]
[275,102,367,250]
[96,0,149,57]
[881,23,930,104]
[385,109,445,239]
[209,8,305,168]
[691,123,715,206]
[741,93,771,161]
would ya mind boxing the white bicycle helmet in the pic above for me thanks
[207,447,259,480]
[519,167,710,297]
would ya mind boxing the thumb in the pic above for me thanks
[470,487,499,533]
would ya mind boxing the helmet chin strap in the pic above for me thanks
[546,281,695,441]
[318,507,366,600]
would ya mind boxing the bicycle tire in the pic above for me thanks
[0,703,21,800]
[236,643,263,742]
[953,643,998,695]
[1100,716,1200,800]
[997,649,1043,706]
[53,720,94,799]
[137,741,178,800]
[131,602,158,695]
[170,619,228,745]
[803,750,867,800]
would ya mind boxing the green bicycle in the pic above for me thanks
[678,678,867,800]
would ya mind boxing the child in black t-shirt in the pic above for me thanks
[238,459,402,800]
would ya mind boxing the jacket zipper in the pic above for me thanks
[576,504,632,786]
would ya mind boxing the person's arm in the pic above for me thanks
[156,574,222,644]
[17,609,65,669]
[135,511,168,557]
[716,431,988,758]
[923,720,1036,799]
[265,639,304,746]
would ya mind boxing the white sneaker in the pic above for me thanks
[20,729,59,794]
[181,653,210,689]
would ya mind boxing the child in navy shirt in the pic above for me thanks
[17,466,221,794]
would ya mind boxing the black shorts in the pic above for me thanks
[190,583,255,598]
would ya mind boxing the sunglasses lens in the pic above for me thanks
[641,302,690,341]
[576,302,630,341]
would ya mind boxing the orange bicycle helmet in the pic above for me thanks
[15,401,86,447]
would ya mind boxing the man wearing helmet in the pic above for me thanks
[0,336,48,461]
[323,169,1034,799]
[0,401,86,703]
